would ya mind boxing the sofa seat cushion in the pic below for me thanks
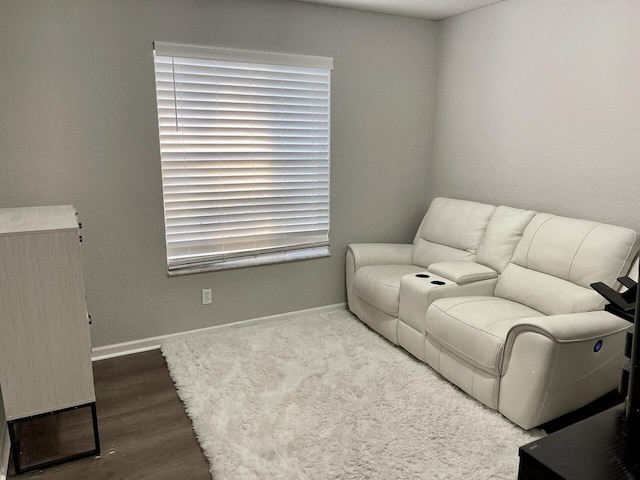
[354,265,425,316]
[426,296,544,375]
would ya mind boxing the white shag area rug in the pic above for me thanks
[162,309,542,479]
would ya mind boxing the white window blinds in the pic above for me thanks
[153,43,332,273]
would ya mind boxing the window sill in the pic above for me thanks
[167,246,330,277]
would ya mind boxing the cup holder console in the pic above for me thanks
[415,273,448,286]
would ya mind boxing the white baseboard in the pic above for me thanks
[0,426,9,480]
[91,303,347,361]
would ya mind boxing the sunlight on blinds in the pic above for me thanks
[153,44,332,273]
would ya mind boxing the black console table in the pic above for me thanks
[518,404,640,479]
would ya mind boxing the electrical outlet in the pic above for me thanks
[202,288,212,305]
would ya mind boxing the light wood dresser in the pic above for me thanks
[0,205,100,474]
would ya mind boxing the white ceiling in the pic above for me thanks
[294,0,504,20]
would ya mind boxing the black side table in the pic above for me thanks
[518,405,640,479]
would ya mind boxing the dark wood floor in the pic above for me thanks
[11,350,211,479]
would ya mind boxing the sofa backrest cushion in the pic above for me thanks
[476,206,537,273]
[412,197,496,268]
[495,213,640,315]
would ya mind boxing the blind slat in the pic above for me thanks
[165,201,328,214]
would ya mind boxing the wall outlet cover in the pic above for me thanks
[202,289,212,305]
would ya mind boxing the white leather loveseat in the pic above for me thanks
[346,197,639,429]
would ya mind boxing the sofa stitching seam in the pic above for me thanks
[418,237,476,254]
[434,335,499,371]
[455,206,475,250]
[567,224,599,283]
[355,293,398,317]
[532,342,560,426]
[357,269,405,289]
[433,297,496,314]
[524,215,554,268]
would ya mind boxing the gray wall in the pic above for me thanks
[0,0,437,346]
[431,0,640,231]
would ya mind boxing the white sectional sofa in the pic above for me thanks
[346,197,640,429]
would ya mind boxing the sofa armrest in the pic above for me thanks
[427,261,498,285]
[345,243,413,317]
[347,243,413,270]
[505,311,630,346]
[499,311,630,429]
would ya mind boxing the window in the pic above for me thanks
[153,43,333,275]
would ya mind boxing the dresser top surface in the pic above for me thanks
[0,205,78,235]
